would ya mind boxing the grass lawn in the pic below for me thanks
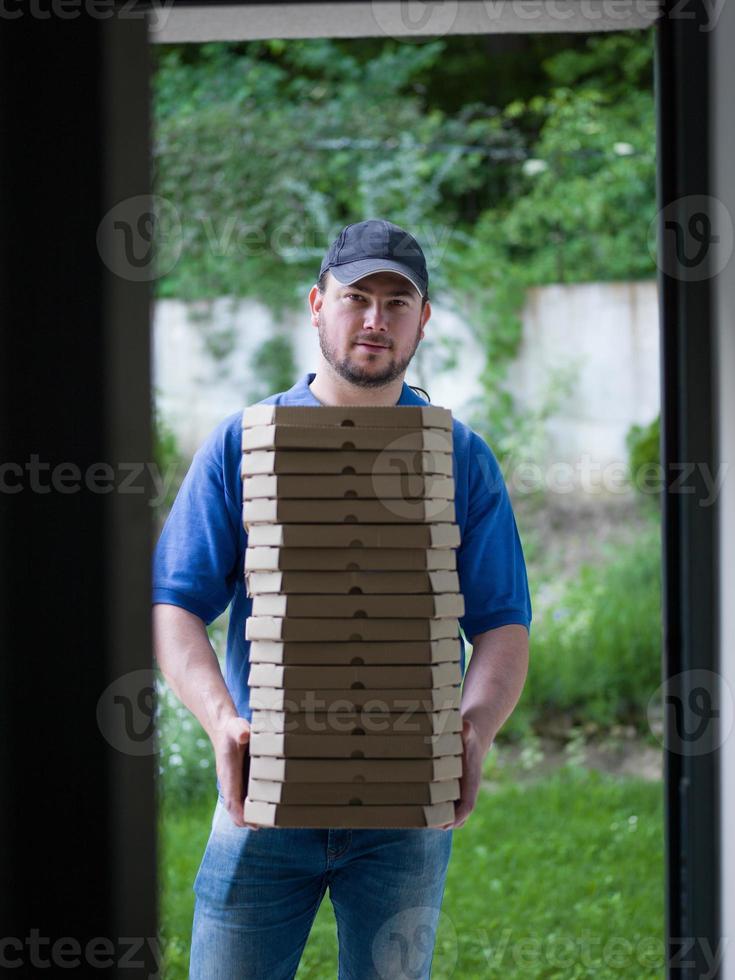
[159,766,664,979]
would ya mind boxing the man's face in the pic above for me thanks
[309,270,431,388]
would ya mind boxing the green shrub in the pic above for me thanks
[506,520,662,737]
[153,405,189,517]
[155,620,227,806]
[155,677,216,807]
[626,414,661,505]
[246,335,297,404]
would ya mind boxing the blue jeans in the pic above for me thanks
[189,796,454,980]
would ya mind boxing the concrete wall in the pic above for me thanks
[506,279,660,465]
[153,279,660,482]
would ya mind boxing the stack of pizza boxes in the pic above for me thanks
[240,403,465,828]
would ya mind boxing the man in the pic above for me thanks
[153,218,532,980]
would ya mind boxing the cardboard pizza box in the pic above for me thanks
[241,449,454,477]
[248,753,462,782]
[242,404,453,430]
[242,425,452,453]
[247,661,462,690]
[244,523,461,549]
[245,569,460,596]
[242,498,456,526]
[248,637,462,666]
[248,685,462,712]
[244,546,457,572]
[242,473,455,501]
[242,798,456,828]
[245,616,460,642]
[246,778,460,806]
[248,731,462,759]
[248,707,461,736]
[250,593,465,619]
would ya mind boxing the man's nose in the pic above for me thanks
[363,303,388,329]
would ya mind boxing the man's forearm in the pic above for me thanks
[152,603,238,743]
[460,623,529,754]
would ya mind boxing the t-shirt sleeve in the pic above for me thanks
[152,418,243,626]
[457,432,532,642]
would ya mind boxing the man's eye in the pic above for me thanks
[346,293,364,301]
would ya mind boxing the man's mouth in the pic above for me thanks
[355,341,389,350]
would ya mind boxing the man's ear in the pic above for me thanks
[419,299,431,339]
[308,284,322,327]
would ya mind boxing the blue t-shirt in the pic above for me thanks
[152,372,531,719]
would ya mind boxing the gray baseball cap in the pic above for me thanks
[319,219,429,298]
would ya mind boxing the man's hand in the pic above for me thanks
[153,605,264,831]
[436,624,529,831]
[213,716,260,830]
[437,717,486,831]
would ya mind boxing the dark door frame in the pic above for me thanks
[0,3,725,977]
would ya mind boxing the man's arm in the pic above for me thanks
[440,623,529,830]
[152,603,257,829]
[461,623,529,753]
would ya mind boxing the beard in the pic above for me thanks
[316,312,423,389]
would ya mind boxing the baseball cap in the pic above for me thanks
[319,219,429,299]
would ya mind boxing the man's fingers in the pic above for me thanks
[221,798,260,831]
[219,758,242,802]
[218,756,246,827]
[224,715,252,744]
[214,716,255,827]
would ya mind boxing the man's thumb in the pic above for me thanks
[225,716,251,743]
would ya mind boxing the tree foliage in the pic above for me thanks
[441,32,656,441]
[153,39,519,311]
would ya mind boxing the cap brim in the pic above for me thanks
[328,259,424,297]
